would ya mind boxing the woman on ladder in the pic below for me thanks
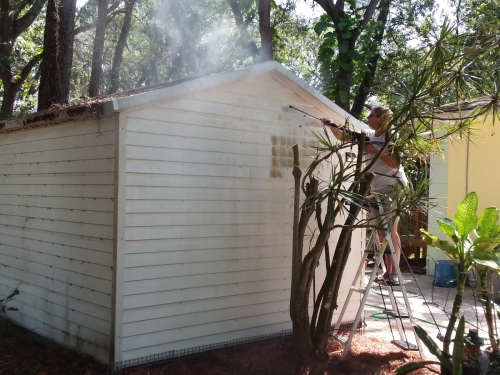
[322,106,408,284]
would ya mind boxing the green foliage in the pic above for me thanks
[421,192,500,271]
[396,317,465,374]
[0,2,45,117]
[314,0,437,111]
[419,192,500,356]
[272,2,322,88]
[0,287,19,314]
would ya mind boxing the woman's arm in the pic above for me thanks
[321,118,361,142]
[364,143,399,169]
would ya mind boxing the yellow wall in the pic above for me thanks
[427,115,498,275]
[446,116,500,218]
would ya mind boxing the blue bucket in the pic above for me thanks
[434,260,458,288]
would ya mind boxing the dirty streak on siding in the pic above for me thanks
[0,119,116,362]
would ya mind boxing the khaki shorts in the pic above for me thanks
[369,188,398,230]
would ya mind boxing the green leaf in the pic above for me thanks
[318,47,334,60]
[339,91,348,103]
[421,230,458,256]
[340,61,352,70]
[341,31,352,39]
[437,218,458,240]
[314,16,332,35]
[473,243,500,269]
[323,32,337,47]
[338,41,349,53]
[454,192,478,239]
[433,239,459,257]
[413,325,452,372]
[452,317,466,375]
[477,207,499,237]
[396,361,442,375]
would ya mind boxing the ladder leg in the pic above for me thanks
[341,249,384,357]
[333,195,423,358]
[386,232,425,357]
[334,250,370,332]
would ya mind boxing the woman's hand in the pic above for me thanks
[321,118,331,126]
[364,143,378,155]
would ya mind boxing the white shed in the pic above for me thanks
[0,62,368,367]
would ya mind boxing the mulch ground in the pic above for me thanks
[0,317,437,375]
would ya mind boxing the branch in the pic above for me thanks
[0,0,9,49]
[313,0,338,21]
[291,144,302,300]
[226,0,259,56]
[359,0,380,29]
[74,1,122,35]
[12,53,42,93]
[333,0,344,23]
[11,0,46,41]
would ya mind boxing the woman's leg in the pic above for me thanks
[389,217,401,280]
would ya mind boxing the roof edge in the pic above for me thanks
[0,61,370,133]
[0,104,112,134]
[111,61,279,112]
[111,61,369,131]
[271,64,369,131]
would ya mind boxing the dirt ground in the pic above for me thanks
[0,317,437,375]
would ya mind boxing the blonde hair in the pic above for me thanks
[372,106,393,132]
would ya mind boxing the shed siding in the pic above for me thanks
[121,73,362,360]
[0,119,115,362]
[427,141,449,275]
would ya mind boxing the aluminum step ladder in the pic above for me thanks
[330,195,424,358]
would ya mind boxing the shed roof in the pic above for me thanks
[0,61,369,133]
[438,96,495,113]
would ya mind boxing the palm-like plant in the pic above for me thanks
[421,192,500,354]
[289,15,500,357]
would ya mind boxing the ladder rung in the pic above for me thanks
[373,278,412,286]
[391,340,419,351]
[329,333,347,345]
[350,286,366,294]
[382,310,410,319]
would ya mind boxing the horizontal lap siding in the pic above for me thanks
[0,119,116,363]
[121,73,361,361]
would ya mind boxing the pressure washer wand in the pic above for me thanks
[289,105,370,142]
[289,105,322,121]
[289,105,339,128]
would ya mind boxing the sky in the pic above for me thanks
[290,0,455,21]
[77,0,454,17]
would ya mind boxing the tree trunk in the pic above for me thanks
[0,54,41,120]
[313,0,381,113]
[38,0,78,111]
[313,174,372,353]
[258,0,272,61]
[107,0,136,94]
[0,0,10,61]
[169,0,199,75]
[88,0,108,97]
[226,0,259,57]
[350,0,392,118]
[0,0,45,119]
[334,32,354,112]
